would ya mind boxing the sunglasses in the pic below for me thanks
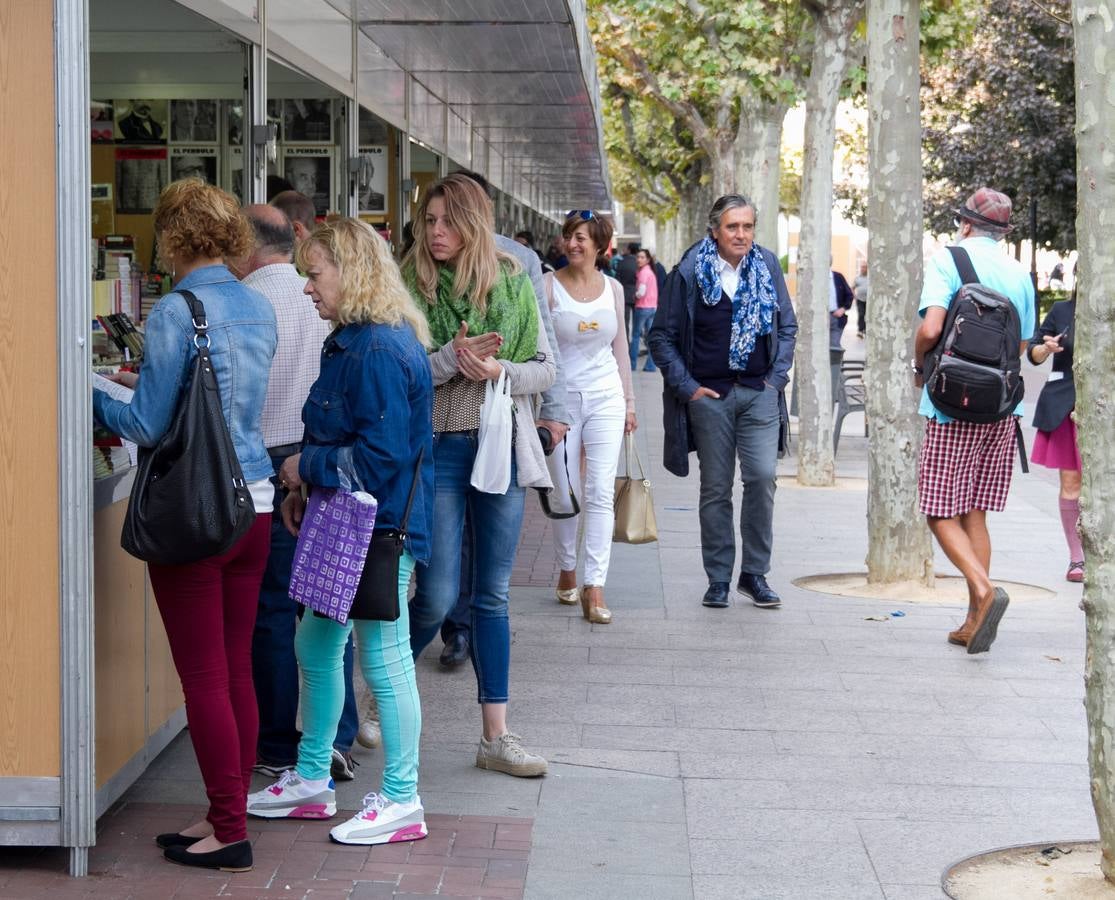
[566,209,597,221]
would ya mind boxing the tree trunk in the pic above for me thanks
[796,0,864,487]
[736,98,788,253]
[864,1,934,585]
[1073,0,1115,882]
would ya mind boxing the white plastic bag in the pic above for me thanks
[470,368,514,494]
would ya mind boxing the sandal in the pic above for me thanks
[1067,561,1085,583]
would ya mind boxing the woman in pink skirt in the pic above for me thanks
[1027,295,1082,582]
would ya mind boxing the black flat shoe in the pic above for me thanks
[155,832,203,850]
[439,631,470,668]
[702,582,730,608]
[737,573,781,608]
[164,839,253,873]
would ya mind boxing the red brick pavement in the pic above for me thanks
[510,494,559,588]
[0,803,531,899]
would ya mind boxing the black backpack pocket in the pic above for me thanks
[948,313,1005,365]
[929,355,1007,421]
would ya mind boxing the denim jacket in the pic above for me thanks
[299,321,435,566]
[93,265,278,482]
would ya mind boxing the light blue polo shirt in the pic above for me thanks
[918,237,1036,423]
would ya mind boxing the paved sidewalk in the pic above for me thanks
[0,339,1094,899]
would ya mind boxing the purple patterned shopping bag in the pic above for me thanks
[288,487,378,625]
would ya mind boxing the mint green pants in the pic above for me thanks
[293,552,420,802]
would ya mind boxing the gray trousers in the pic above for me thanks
[687,385,780,582]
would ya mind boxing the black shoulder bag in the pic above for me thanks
[121,290,255,565]
[347,448,425,621]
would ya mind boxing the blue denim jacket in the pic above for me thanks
[299,321,434,566]
[93,265,278,482]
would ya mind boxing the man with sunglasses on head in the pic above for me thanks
[649,194,796,611]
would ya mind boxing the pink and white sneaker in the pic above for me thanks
[329,792,427,846]
[246,769,336,819]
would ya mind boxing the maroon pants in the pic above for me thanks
[148,515,271,843]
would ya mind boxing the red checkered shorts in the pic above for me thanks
[918,417,1018,518]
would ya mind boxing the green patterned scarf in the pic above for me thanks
[411,264,539,363]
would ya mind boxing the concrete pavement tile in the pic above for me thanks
[855,818,1051,885]
[529,820,690,876]
[582,724,776,755]
[684,784,862,843]
[761,688,945,713]
[963,735,1088,764]
[587,682,765,707]
[419,791,540,818]
[855,711,1056,740]
[509,642,589,663]
[545,748,680,778]
[679,751,886,782]
[876,757,1090,790]
[510,661,677,685]
[771,730,972,760]
[839,672,1017,697]
[692,875,886,900]
[689,837,877,879]
[676,704,859,733]
[881,885,947,899]
[536,774,685,823]
[524,872,693,900]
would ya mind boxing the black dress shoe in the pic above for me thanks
[737,573,781,608]
[439,631,470,668]
[155,832,203,850]
[702,582,730,608]
[164,839,253,873]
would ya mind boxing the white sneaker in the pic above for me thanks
[247,769,336,819]
[356,694,381,749]
[329,792,427,846]
[475,732,548,777]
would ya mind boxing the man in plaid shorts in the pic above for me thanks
[912,188,1035,654]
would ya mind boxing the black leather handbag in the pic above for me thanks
[121,290,255,565]
[346,448,424,621]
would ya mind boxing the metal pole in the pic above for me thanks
[54,0,95,876]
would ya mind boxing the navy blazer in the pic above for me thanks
[647,240,797,478]
[1027,299,1075,434]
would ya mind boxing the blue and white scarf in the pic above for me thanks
[694,237,776,370]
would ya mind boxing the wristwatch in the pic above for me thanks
[910,359,923,374]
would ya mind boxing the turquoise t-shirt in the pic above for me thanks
[918,237,1036,423]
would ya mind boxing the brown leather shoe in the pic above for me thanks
[947,628,972,647]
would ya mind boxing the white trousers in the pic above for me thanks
[551,388,627,586]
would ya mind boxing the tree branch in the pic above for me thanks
[1025,0,1071,25]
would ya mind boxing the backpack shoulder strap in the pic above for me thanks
[947,246,980,286]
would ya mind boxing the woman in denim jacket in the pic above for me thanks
[404,174,555,779]
[246,219,436,847]
[93,180,277,872]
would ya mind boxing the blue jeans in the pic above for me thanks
[686,386,780,581]
[295,554,420,802]
[630,307,657,371]
[252,452,358,762]
[411,432,525,703]
[440,529,473,643]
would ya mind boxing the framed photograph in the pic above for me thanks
[92,100,115,143]
[170,99,218,143]
[283,147,332,217]
[170,146,218,184]
[114,99,168,144]
[358,145,389,214]
[227,101,244,146]
[359,108,389,146]
[283,99,333,143]
[115,146,167,214]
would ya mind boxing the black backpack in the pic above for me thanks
[924,247,1024,423]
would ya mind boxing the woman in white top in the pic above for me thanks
[548,211,636,624]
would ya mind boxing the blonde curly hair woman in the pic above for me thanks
[247,218,436,847]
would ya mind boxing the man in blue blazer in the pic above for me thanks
[649,195,797,610]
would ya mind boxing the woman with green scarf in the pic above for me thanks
[404,174,555,778]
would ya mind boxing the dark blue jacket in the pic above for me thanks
[1027,298,1075,433]
[648,240,797,477]
[299,321,434,566]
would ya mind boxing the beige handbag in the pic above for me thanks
[613,434,658,544]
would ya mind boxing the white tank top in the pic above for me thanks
[549,276,623,394]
